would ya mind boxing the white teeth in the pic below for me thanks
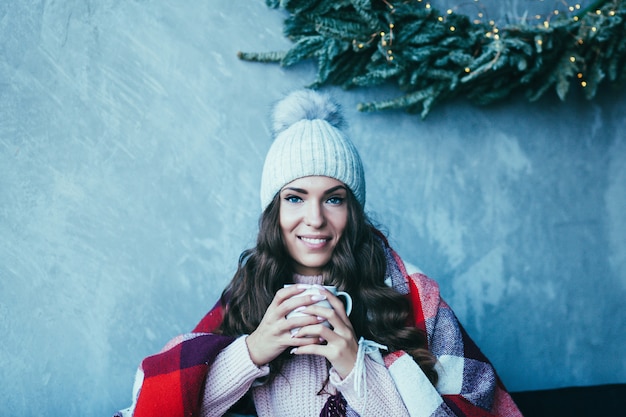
[301,237,326,244]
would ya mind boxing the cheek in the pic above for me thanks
[279,210,299,236]
[331,212,349,237]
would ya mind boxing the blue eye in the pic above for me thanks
[327,196,344,205]
[285,195,302,204]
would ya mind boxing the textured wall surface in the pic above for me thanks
[1,1,625,416]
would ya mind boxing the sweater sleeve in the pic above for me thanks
[200,335,269,417]
[329,354,409,417]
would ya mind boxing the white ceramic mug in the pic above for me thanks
[284,284,353,331]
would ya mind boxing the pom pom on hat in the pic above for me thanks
[272,89,344,134]
[260,89,366,210]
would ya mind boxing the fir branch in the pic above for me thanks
[239,0,626,118]
[236,50,286,63]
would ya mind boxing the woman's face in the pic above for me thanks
[279,176,349,276]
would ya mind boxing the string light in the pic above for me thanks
[351,0,621,93]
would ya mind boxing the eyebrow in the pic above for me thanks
[282,185,347,195]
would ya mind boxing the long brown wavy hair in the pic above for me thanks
[217,189,438,385]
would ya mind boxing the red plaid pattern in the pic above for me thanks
[117,240,522,417]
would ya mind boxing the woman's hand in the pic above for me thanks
[289,287,359,379]
[245,284,330,367]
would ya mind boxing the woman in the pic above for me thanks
[116,90,522,417]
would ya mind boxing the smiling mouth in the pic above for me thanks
[299,236,329,245]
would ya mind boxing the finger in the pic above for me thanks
[273,284,309,305]
[268,285,312,318]
[286,313,326,335]
[280,292,329,319]
[290,325,352,354]
[289,324,329,348]
[301,304,352,336]
[293,337,358,379]
[319,289,350,322]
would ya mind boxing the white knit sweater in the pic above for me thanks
[200,276,409,417]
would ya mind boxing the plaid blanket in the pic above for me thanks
[115,240,522,417]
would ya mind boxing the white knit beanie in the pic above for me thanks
[260,89,366,211]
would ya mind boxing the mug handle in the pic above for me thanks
[336,291,352,316]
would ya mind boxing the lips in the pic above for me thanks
[300,236,328,244]
[299,236,330,248]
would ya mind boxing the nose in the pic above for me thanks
[304,201,325,228]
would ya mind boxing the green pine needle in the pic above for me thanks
[239,0,626,118]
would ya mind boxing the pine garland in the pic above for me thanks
[238,0,626,118]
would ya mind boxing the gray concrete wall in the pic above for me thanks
[1,1,624,415]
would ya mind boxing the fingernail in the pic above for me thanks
[293,306,306,312]
[317,316,325,321]
[296,284,311,289]
[318,337,325,343]
[290,348,298,354]
[311,295,326,301]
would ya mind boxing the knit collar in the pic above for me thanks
[293,273,324,285]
